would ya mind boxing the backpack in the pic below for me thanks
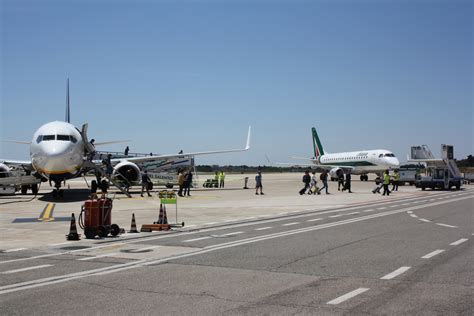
[320,173,325,180]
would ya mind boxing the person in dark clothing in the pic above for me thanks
[342,171,352,193]
[337,169,345,191]
[183,171,193,196]
[141,170,152,197]
[255,171,263,195]
[124,146,129,156]
[299,170,311,195]
[318,170,330,194]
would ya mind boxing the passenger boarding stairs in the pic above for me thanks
[445,159,462,179]
[82,161,132,198]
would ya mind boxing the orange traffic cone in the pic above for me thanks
[155,203,164,224]
[66,213,80,240]
[129,213,139,233]
[162,204,168,225]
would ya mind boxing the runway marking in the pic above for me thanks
[380,266,411,280]
[436,223,457,228]
[254,227,272,231]
[223,231,244,236]
[410,214,418,218]
[132,246,161,252]
[389,205,399,208]
[77,253,119,261]
[1,196,472,295]
[377,207,387,210]
[3,248,27,253]
[2,265,53,274]
[205,222,218,226]
[282,222,300,226]
[224,219,238,222]
[419,218,431,222]
[363,209,375,212]
[402,203,410,206]
[48,242,74,247]
[329,214,342,218]
[38,203,55,221]
[347,212,360,215]
[307,218,323,222]
[421,249,445,259]
[185,225,196,228]
[450,238,468,246]
[182,236,212,243]
[327,288,369,305]
[407,211,413,214]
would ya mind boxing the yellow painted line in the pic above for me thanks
[38,203,55,221]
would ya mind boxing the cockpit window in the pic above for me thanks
[36,135,43,144]
[42,135,55,141]
[57,135,70,141]
[70,136,77,143]
[384,153,395,157]
[378,154,383,158]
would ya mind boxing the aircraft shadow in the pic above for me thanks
[38,189,93,203]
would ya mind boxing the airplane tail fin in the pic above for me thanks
[66,78,70,123]
[312,127,324,159]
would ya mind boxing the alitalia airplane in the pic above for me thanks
[290,128,400,181]
[0,80,251,197]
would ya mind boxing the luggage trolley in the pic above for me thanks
[79,194,121,238]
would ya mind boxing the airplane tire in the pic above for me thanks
[110,224,120,236]
[31,184,39,195]
[98,225,109,238]
[84,227,97,239]
[21,186,28,195]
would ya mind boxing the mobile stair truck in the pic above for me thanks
[413,144,463,191]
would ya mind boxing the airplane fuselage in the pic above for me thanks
[318,149,400,174]
[30,121,85,182]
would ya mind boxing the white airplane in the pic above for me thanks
[0,80,251,197]
[288,127,400,181]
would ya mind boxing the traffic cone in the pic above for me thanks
[162,204,168,225]
[155,203,164,224]
[129,213,139,233]
[66,213,80,240]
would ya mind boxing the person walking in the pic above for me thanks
[140,170,152,197]
[299,170,311,195]
[219,171,226,188]
[392,169,400,191]
[342,171,352,193]
[318,170,330,194]
[183,171,193,196]
[255,171,264,195]
[214,171,219,188]
[309,171,320,195]
[337,169,345,191]
[382,170,391,196]
[124,146,129,156]
[177,170,185,197]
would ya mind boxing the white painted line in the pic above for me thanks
[185,225,197,228]
[132,246,161,252]
[407,211,413,214]
[421,249,445,259]
[436,223,458,228]
[377,207,387,210]
[307,218,323,222]
[2,265,53,274]
[224,231,244,236]
[254,227,272,231]
[347,212,360,215]
[77,253,119,261]
[48,242,73,247]
[205,222,218,226]
[3,248,27,253]
[450,238,468,246]
[224,219,237,222]
[329,215,342,218]
[327,288,370,305]
[182,236,212,243]
[380,266,411,280]
[390,205,399,208]
[282,222,300,226]
[410,214,418,218]
[419,218,431,222]
[363,209,374,212]
[402,203,410,206]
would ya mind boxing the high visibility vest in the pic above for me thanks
[219,172,225,180]
[214,174,219,180]
[383,174,390,185]
[394,172,400,181]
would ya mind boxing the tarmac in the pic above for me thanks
[0,172,436,251]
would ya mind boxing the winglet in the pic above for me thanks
[66,78,70,123]
[245,126,251,150]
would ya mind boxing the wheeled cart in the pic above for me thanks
[79,195,121,238]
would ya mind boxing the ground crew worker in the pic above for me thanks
[183,171,193,196]
[392,169,400,191]
[140,170,152,197]
[382,170,391,196]
[219,171,226,188]
[177,170,185,196]
[214,171,219,188]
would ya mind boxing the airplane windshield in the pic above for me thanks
[70,136,77,143]
[36,135,43,144]
[384,153,395,157]
[57,135,70,141]
[42,135,55,141]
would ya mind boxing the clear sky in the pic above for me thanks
[1,0,472,166]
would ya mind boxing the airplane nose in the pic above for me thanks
[391,158,400,168]
[36,142,78,174]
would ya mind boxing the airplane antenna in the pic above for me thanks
[66,78,70,123]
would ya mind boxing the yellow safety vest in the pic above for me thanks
[383,174,390,185]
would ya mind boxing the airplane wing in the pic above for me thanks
[112,126,251,164]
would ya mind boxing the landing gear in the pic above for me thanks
[21,186,28,195]
[31,184,39,195]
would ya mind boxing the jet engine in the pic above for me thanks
[0,163,11,178]
[112,161,141,184]
[329,167,343,181]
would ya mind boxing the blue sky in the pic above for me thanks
[1,0,472,165]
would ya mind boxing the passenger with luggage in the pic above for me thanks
[309,171,320,195]
[318,170,330,194]
[299,170,311,195]
[342,171,352,193]
[183,171,193,196]
[140,170,152,197]
[177,170,185,197]
[337,169,345,191]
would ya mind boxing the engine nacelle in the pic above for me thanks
[329,167,343,181]
[112,161,141,184]
[0,163,11,178]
